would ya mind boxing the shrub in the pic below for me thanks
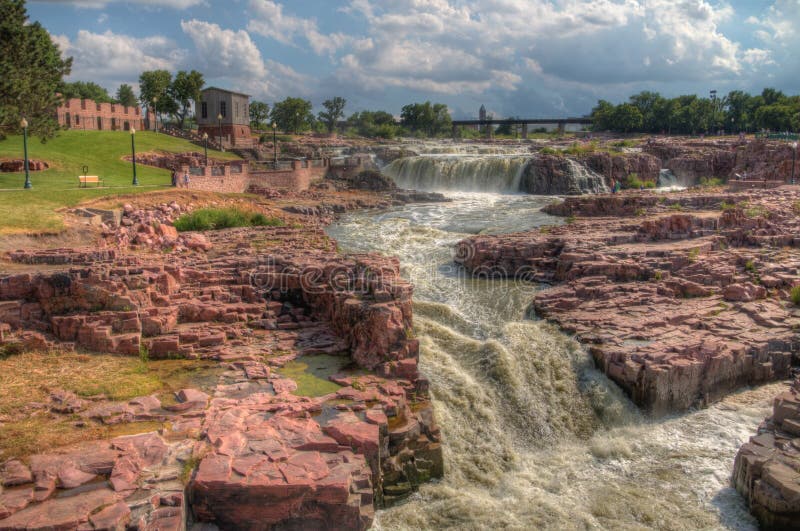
[745,259,757,273]
[720,201,737,211]
[563,141,598,155]
[668,203,684,211]
[174,208,285,232]
[698,176,724,187]
[744,205,769,219]
[565,215,576,224]
[791,285,800,306]
[688,248,699,262]
[623,173,656,189]
[634,207,646,216]
[540,147,561,156]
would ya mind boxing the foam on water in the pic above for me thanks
[326,193,774,530]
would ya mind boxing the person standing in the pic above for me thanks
[183,170,190,188]
[171,168,177,187]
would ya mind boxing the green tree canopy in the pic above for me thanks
[61,81,112,103]
[169,70,204,129]
[400,101,452,136]
[249,101,269,129]
[138,70,177,117]
[318,97,347,134]
[116,84,137,107]
[347,110,399,138]
[0,0,73,139]
[271,97,313,133]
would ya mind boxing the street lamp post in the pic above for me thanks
[792,142,797,185]
[152,97,158,134]
[130,128,138,186]
[272,122,277,165]
[295,112,299,135]
[217,113,223,148]
[21,118,31,189]
[202,132,208,166]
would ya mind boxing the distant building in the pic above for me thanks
[479,105,487,122]
[196,87,253,148]
[56,98,146,131]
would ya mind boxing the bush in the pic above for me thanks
[698,176,724,187]
[539,147,561,156]
[563,141,598,155]
[624,173,656,189]
[174,208,285,232]
[792,285,800,306]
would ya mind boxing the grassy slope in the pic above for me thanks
[0,130,240,233]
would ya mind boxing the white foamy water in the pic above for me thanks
[326,192,779,530]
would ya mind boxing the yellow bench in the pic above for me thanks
[77,175,103,187]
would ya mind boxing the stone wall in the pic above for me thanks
[56,98,145,131]
[179,163,250,193]
[249,160,329,191]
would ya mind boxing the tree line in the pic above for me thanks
[592,89,800,134]
[250,98,452,139]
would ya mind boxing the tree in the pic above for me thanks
[590,100,615,131]
[400,101,451,136]
[61,81,112,103]
[755,104,794,131]
[138,70,177,120]
[249,101,269,129]
[116,84,137,107]
[0,0,72,140]
[610,104,643,133]
[270,97,313,133]
[347,110,398,138]
[169,70,204,129]
[318,97,346,134]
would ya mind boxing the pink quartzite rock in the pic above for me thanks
[733,378,800,529]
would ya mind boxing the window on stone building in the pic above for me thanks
[75,115,80,125]
[201,102,207,119]
[235,102,239,119]
[220,101,226,118]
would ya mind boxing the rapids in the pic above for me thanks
[327,193,778,530]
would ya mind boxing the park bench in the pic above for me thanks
[77,175,103,187]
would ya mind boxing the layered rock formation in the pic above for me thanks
[456,189,800,415]
[0,203,442,529]
[733,377,800,529]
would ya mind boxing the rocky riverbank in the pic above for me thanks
[0,189,442,530]
[457,188,800,415]
[733,375,800,528]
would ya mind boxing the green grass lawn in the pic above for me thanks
[0,130,241,233]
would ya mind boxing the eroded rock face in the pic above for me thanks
[456,189,800,415]
[733,377,800,529]
[0,210,442,530]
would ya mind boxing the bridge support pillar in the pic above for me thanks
[521,123,528,139]
[557,121,566,135]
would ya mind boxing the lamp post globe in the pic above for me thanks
[130,127,138,186]
[217,113,223,148]
[21,118,31,189]
[202,132,209,167]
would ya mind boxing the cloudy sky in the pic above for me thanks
[29,0,800,119]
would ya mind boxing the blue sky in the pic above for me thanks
[28,0,800,119]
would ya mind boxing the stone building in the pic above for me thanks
[56,98,146,131]
[196,87,253,148]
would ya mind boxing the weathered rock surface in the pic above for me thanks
[456,189,800,415]
[0,202,442,530]
[733,377,800,529]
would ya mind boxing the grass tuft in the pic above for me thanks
[174,207,284,232]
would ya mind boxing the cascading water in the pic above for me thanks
[382,149,609,195]
[657,168,687,191]
[383,156,530,192]
[327,192,778,530]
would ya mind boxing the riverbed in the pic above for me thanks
[327,192,779,530]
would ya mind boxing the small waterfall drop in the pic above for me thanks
[657,168,688,191]
[383,156,530,192]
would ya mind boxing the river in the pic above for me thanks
[327,190,778,530]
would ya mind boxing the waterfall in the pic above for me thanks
[657,168,687,191]
[383,156,529,192]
